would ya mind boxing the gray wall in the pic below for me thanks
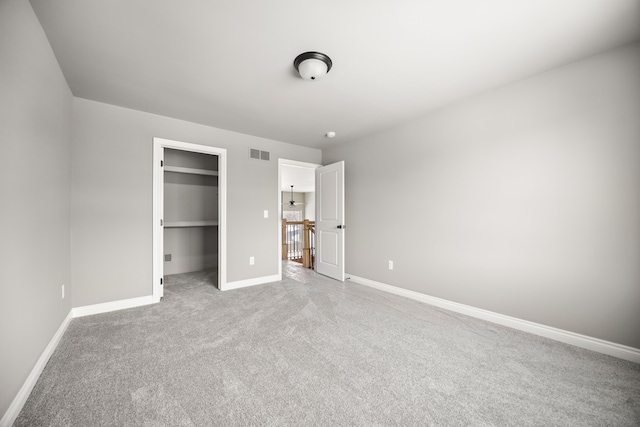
[71,98,321,306]
[0,0,73,419]
[324,42,640,349]
[164,227,218,275]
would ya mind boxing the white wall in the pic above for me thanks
[0,0,73,419]
[71,98,321,306]
[324,42,640,349]
[304,192,315,221]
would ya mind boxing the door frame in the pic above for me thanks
[153,137,227,301]
[277,158,321,280]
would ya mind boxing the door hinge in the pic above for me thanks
[160,160,164,167]
[160,219,163,226]
[160,278,163,285]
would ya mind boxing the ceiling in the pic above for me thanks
[30,0,640,149]
[281,165,316,193]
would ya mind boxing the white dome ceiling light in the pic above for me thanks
[293,52,332,80]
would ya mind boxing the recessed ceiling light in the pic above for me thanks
[325,131,336,138]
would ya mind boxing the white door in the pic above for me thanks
[315,161,345,281]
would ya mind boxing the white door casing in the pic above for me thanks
[315,161,345,281]
[152,142,165,301]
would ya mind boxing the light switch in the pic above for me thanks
[264,210,269,218]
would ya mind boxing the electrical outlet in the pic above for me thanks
[249,256,255,265]
[264,210,269,218]
[61,284,65,299]
[165,254,172,262]
[388,260,394,270]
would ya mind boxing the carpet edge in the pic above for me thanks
[0,310,73,427]
[347,274,640,364]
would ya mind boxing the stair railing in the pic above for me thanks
[282,219,315,268]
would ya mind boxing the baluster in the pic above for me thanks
[303,219,310,268]
[282,219,288,260]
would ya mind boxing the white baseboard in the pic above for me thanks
[0,310,73,427]
[223,274,280,291]
[72,295,155,318]
[347,274,640,364]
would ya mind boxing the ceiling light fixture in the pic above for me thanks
[289,185,296,207]
[283,185,306,207]
[325,131,336,138]
[293,51,332,80]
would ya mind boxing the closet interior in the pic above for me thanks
[163,148,219,286]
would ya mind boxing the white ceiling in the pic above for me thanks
[281,165,316,193]
[30,0,640,149]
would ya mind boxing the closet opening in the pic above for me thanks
[163,148,218,285]
[153,138,227,301]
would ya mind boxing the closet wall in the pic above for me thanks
[163,148,219,275]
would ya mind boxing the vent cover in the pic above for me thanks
[249,148,270,161]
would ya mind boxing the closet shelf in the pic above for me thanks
[164,220,219,228]
[164,165,218,176]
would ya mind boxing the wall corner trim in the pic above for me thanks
[223,274,280,291]
[347,274,640,364]
[72,295,155,318]
[0,311,73,427]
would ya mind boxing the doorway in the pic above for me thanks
[278,158,346,282]
[153,138,227,301]
[278,159,320,280]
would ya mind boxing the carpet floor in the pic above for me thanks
[14,262,640,426]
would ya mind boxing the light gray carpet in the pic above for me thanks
[15,263,640,426]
